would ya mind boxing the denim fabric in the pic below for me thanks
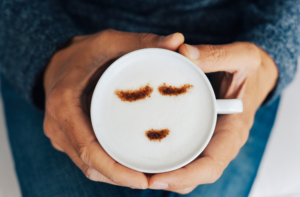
[1,74,280,197]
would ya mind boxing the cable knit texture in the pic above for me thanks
[0,0,299,108]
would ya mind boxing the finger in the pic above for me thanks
[173,186,197,194]
[149,114,248,191]
[46,71,148,188]
[56,134,117,185]
[73,30,185,92]
[96,30,185,59]
[50,140,64,152]
[54,104,148,189]
[44,114,117,185]
[178,42,261,73]
[149,157,216,191]
[44,114,65,153]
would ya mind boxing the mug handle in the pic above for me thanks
[216,99,243,114]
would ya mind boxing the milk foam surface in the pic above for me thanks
[91,49,215,172]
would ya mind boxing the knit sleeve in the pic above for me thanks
[0,0,83,109]
[237,0,300,105]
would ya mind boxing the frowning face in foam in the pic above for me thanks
[115,84,193,141]
[91,49,215,172]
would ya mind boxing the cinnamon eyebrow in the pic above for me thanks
[158,83,193,96]
[115,85,153,102]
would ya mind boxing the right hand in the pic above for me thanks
[43,29,184,189]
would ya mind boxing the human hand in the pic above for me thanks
[43,29,184,189]
[148,42,278,194]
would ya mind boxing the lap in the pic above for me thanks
[0,75,280,197]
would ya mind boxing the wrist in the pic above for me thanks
[256,46,279,106]
[43,36,79,97]
[236,44,278,119]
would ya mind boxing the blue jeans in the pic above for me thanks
[1,75,280,197]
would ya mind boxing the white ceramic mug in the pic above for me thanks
[91,48,243,173]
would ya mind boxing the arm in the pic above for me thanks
[0,0,82,109]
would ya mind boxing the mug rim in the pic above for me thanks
[90,48,217,173]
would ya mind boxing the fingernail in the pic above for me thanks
[186,44,199,60]
[150,181,168,190]
[161,33,175,41]
[130,183,145,189]
[88,168,100,182]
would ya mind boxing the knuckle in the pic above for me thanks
[45,96,58,118]
[96,174,108,183]
[60,86,77,101]
[50,140,63,152]
[245,42,261,68]
[98,29,115,38]
[75,143,91,165]
[96,29,117,43]
[43,116,57,140]
[207,45,226,63]
[176,187,194,195]
[244,42,259,55]
[82,166,109,183]
[135,33,155,47]
[46,86,77,119]
[52,145,61,151]
[43,121,52,139]
[208,160,225,183]
[60,115,74,135]
[107,170,121,185]
[46,88,66,114]
[103,29,116,35]
[100,166,120,185]
[81,164,90,176]
[100,166,125,186]
[171,177,188,190]
[81,164,96,181]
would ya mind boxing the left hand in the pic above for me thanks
[43,30,184,189]
[148,42,278,194]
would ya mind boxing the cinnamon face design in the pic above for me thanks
[115,83,193,141]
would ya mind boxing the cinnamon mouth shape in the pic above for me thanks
[158,83,193,96]
[115,85,153,102]
[145,129,170,142]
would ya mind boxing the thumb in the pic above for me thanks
[98,30,185,59]
[178,42,261,73]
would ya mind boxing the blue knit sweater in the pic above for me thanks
[0,0,299,109]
